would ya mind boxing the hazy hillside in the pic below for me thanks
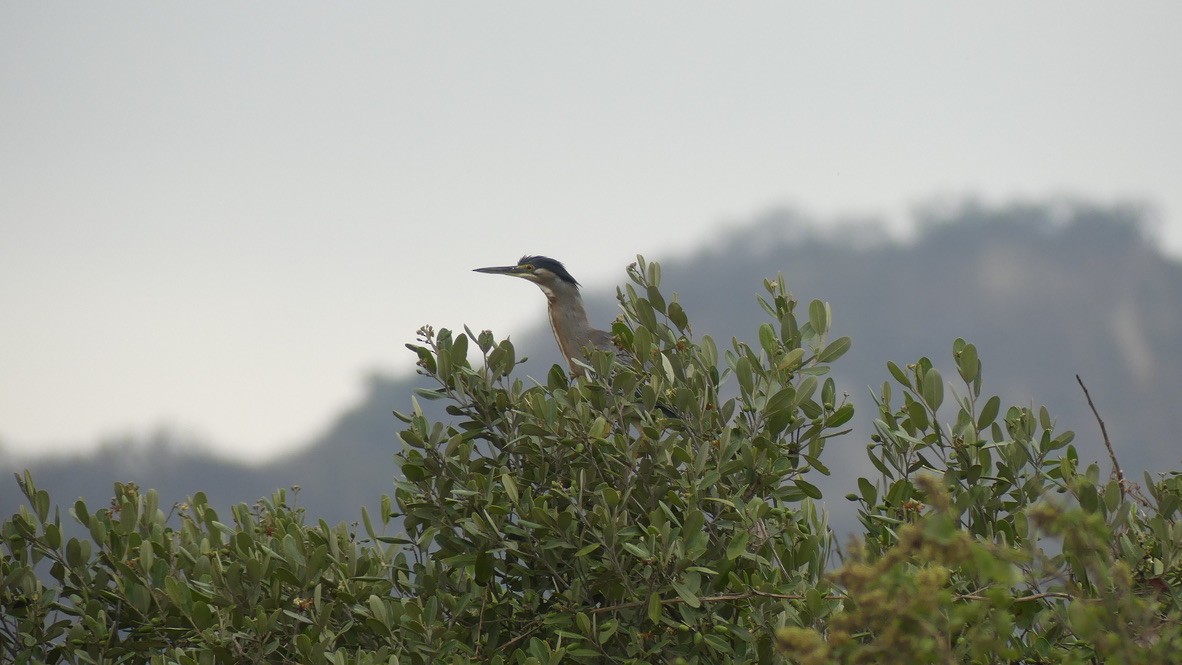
[3,200,1179,536]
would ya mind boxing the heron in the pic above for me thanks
[474,255,615,377]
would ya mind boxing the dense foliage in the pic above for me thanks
[2,257,1179,663]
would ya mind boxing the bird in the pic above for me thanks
[474,255,615,377]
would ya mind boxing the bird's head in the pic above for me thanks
[474,255,581,293]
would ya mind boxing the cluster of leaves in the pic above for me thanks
[800,342,1182,663]
[3,256,1180,664]
[390,258,852,662]
[0,478,407,664]
[1,258,851,664]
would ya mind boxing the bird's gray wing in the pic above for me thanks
[588,328,616,352]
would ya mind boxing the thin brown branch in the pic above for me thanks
[586,589,820,615]
[584,587,1077,618]
[1075,374,1126,500]
[957,591,1073,603]
[497,617,545,654]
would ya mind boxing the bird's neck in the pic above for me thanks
[540,281,594,364]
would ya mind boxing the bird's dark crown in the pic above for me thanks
[518,255,580,286]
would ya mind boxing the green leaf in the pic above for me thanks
[575,543,600,557]
[475,551,494,585]
[817,336,851,363]
[139,540,154,572]
[1103,481,1122,512]
[72,499,90,528]
[821,378,835,408]
[887,361,911,388]
[66,537,88,567]
[622,541,651,559]
[794,479,823,499]
[802,453,831,475]
[777,347,805,372]
[451,332,469,363]
[633,325,652,360]
[683,509,705,539]
[827,403,854,428]
[502,473,519,505]
[368,595,390,628]
[489,339,517,377]
[907,399,929,431]
[858,477,877,507]
[780,311,800,346]
[977,395,1001,431]
[765,386,797,436]
[700,335,718,367]
[668,301,689,331]
[956,343,979,383]
[808,300,830,336]
[412,387,445,401]
[405,344,437,374]
[190,601,214,630]
[726,531,750,560]
[600,486,620,508]
[735,356,754,396]
[1079,484,1099,513]
[646,285,666,314]
[758,323,777,355]
[670,580,701,608]
[361,506,376,541]
[647,592,662,624]
[922,369,944,411]
[1048,430,1074,451]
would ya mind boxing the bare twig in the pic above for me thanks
[957,591,1073,603]
[584,587,1076,618]
[586,589,822,615]
[1075,374,1126,500]
[586,590,808,618]
[498,617,545,653]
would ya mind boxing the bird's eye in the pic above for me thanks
[519,264,535,272]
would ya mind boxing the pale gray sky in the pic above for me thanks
[2,3,1180,461]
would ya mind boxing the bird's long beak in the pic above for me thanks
[473,265,523,276]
